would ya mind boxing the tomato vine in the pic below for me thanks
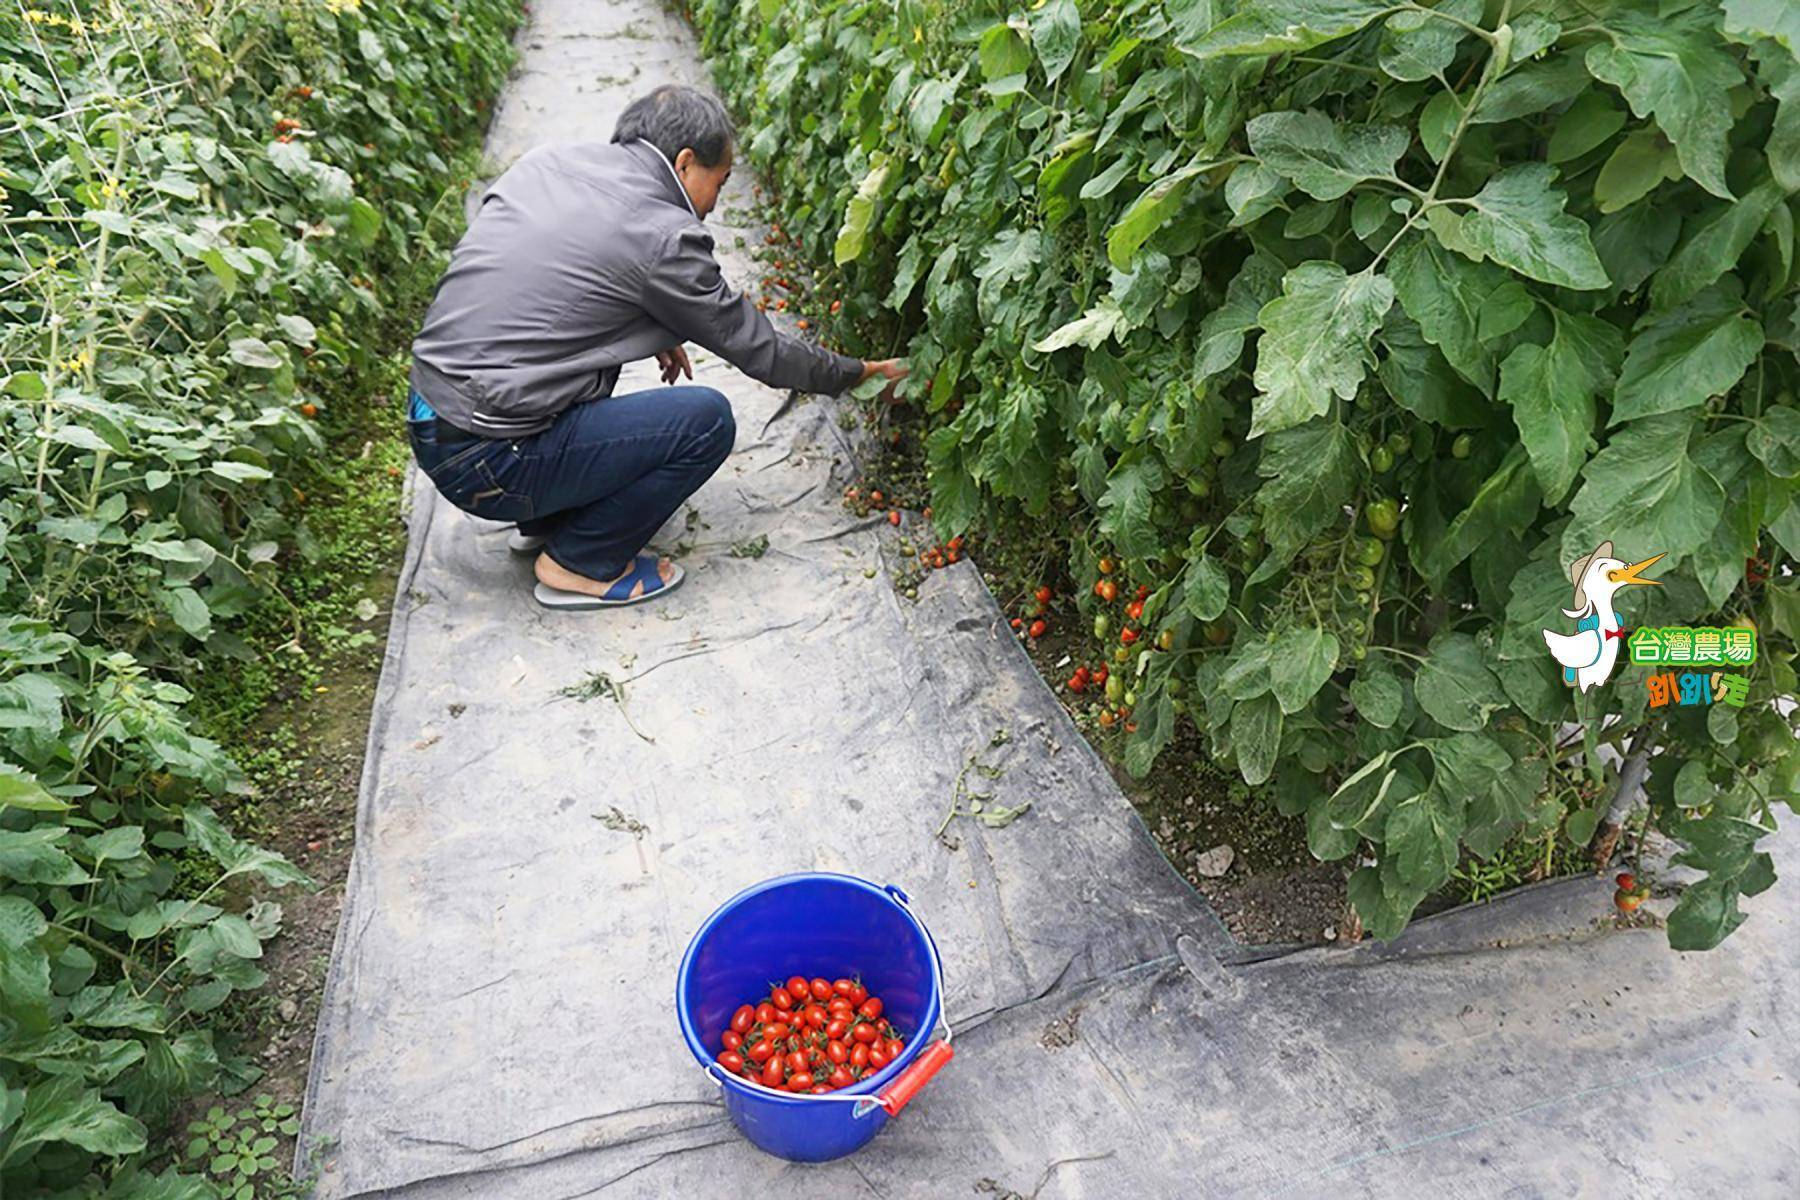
[692,0,1798,949]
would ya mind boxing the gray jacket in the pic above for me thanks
[409,138,863,437]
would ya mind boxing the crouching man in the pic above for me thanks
[407,84,906,608]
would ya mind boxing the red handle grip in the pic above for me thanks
[878,1040,954,1117]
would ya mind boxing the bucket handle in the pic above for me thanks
[701,882,955,1120]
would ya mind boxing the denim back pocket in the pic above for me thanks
[427,443,535,524]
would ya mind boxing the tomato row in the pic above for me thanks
[716,975,906,1094]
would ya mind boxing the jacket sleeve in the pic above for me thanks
[638,223,865,396]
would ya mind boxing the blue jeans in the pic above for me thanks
[408,385,736,580]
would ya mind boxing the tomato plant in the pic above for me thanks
[0,1,517,1189]
[692,0,1798,950]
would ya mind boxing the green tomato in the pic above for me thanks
[1370,446,1395,474]
[1354,590,1370,605]
[1385,431,1409,455]
[1186,475,1212,498]
[1114,646,1130,664]
[1242,534,1265,559]
[1451,433,1474,459]
[1106,674,1125,703]
[1124,689,1138,707]
[1351,644,1367,661]
[1366,499,1400,539]
[1355,537,1386,566]
[1166,676,1184,697]
[1095,614,1111,639]
[1350,565,1376,591]
[1212,437,1233,459]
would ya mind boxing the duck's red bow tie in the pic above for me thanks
[1604,627,1628,641]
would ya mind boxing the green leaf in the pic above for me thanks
[975,227,1043,316]
[1193,251,1282,380]
[0,1075,146,1166]
[1649,181,1784,311]
[1472,56,1590,124]
[1251,262,1394,437]
[160,588,213,639]
[1454,164,1610,290]
[1414,632,1507,732]
[1183,554,1230,621]
[1253,417,1358,563]
[1612,284,1763,424]
[1347,865,1422,941]
[1388,233,1509,394]
[182,807,314,890]
[1028,0,1081,83]
[1585,10,1743,199]
[1499,309,1620,503]
[1547,90,1627,163]
[227,338,282,370]
[345,196,381,249]
[979,21,1033,82]
[1723,0,1800,56]
[1270,627,1340,715]
[0,826,90,885]
[1098,457,1167,556]
[1186,0,1392,59]
[1231,694,1283,786]
[1349,662,1403,728]
[1245,110,1409,201]
[1106,160,1211,270]
[0,771,68,812]
[1377,0,1480,83]
[833,153,892,265]
[208,461,274,484]
[1666,877,1747,950]
[1593,130,1683,214]
[1747,405,1800,478]
[1562,412,1727,569]
[1032,299,1128,352]
[1225,161,1288,226]
[0,895,52,1037]
[1415,445,1541,583]
[1385,792,1461,890]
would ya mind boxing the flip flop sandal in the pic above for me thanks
[533,553,684,610]
[507,528,548,555]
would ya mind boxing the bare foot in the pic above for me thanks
[534,551,677,598]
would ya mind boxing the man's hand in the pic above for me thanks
[656,344,694,385]
[859,358,909,404]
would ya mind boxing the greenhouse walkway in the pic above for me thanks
[299,3,1800,1196]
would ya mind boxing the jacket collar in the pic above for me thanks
[620,137,697,218]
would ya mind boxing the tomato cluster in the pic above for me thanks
[917,534,965,571]
[715,975,906,1094]
[1008,582,1054,640]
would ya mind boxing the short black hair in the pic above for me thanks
[612,85,735,169]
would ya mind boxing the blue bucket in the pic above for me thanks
[676,873,953,1162]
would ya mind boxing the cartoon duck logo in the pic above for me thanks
[1542,541,1663,692]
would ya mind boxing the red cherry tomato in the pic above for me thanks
[761,1057,785,1087]
[747,1038,777,1064]
[833,978,855,996]
[786,976,809,998]
[809,978,833,1001]
[717,1049,745,1072]
[770,986,794,1011]
[885,1039,904,1059]
[859,997,884,1021]
[721,1030,743,1051]
[786,1050,810,1076]
[830,1065,854,1088]
[850,1043,871,1068]
[810,1084,830,1094]
[851,1023,879,1044]
[826,1038,849,1064]
[765,1021,792,1040]
[848,981,868,1005]
[826,1017,850,1040]
[755,1002,777,1024]
[786,1073,814,1093]
[868,1045,889,1070]
[730,1005,754,1034]
[1034,585,1052,605]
